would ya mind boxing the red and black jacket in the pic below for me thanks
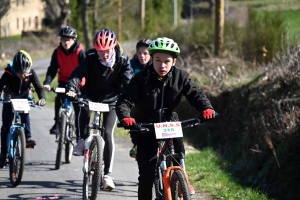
[43,40,85,86]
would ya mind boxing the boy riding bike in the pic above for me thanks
[43,26,85,140]
[65,28,133,190]
[116,37,215,200]
[0,50,46,168]
[129,38,152,158]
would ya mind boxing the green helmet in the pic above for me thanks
[148,37,180,56]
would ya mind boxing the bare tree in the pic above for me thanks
[0,0,10,37]
[42,0,71,29]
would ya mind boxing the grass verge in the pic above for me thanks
[185,148,273,200]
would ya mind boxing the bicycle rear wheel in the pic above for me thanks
[65,111,75,163]
[170,170,191,200]
[9,129,26,187]
[83,136,104,200]
[55,113,66,170]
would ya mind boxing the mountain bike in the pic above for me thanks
[49,87,76,170]
[74,98,109,200]
[118,114,217,200]
[0,97,42,187]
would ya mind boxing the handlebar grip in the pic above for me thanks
[117,123,124,128]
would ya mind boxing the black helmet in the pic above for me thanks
[136,38,152,50]
[59,26,77,38]
[13,50,32,74]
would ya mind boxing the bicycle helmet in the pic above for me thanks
[13,50,32,74]
[94,28,117,51]
[148,37,180,57]
[136,38,152,50]
[59,26,77,38]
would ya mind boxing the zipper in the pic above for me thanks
[158,82,166,122]
[18,78,22,95]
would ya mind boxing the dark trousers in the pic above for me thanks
[1,103,31,155]
[135,133,185,200]
[78,94,117,175]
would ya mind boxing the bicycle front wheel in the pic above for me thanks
[55,113,66,170]
[83,136,104,200]
[170,170,191,200]
[9,129,26,187]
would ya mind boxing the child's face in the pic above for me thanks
[17,72,30,79]
[137,46,151,65]
[60,37,76,50]
[151,52,176,77]
[96,48,114,63]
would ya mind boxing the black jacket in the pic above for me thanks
[66,44,133,103]
[0,64,46,99]
[116,65,213,123]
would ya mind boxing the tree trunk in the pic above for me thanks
[140,0,145,30]
[214,0,224,57]
[93,0,99,35]
[118,0,122,43]
[81,0,92,50]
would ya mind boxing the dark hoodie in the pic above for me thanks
[116,64,213,123]
[0,62,45,99]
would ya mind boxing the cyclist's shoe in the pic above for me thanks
[188,184,195,196]
[73,139,85,156]
[0,153,6,168]
[26,138,36,148]
[129,145,137,158]
[102,174,115,191]
[50,124,57,135]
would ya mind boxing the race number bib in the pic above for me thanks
[154,121,183,139]
[55,87,65,93]
[88,102,109,112]
[11,99,31,113]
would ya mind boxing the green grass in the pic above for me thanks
[185,148,272,200]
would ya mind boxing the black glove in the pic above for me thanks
[65,90,77,102]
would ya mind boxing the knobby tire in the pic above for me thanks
[170,170,191,200]
[65,111,75,163]
[83,135,103,200]
[55,114,66,170]
[9,129,26,187]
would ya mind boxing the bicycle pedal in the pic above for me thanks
[102,187,113,191]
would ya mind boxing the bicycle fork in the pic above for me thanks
[82,134,105,173]
[8,126,23,158]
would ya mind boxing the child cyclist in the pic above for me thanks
[129,38,152,158]
[65,28,133,190]
[0,50,46,168]
[116,37,215,199]
[43,26,85,141]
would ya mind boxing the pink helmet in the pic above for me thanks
[94,28,117,51]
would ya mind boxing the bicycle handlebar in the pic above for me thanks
[117,112,219,131]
